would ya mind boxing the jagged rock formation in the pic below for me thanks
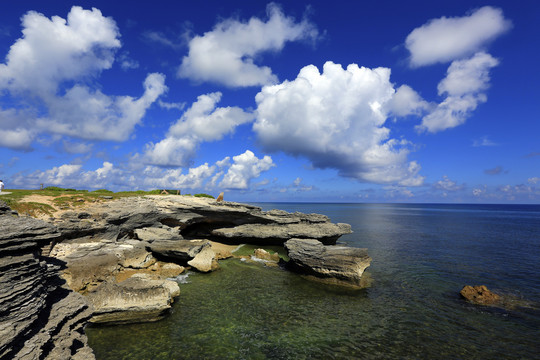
[0,201,95,360]
[284,238,372,288]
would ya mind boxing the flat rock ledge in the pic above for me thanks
[284,238,372,288]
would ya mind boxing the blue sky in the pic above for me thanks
[0,0,538,203]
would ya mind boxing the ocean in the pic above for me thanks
[86,203,540,359]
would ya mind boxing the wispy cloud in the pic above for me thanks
[484,166,508,175]
[473,135,498,147]
[142,30,182,50]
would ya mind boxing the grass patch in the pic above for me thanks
[12,202,56,217]
[0,188,180,218]
[194,193,215,199]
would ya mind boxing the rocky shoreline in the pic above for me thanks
[0,195,371,359]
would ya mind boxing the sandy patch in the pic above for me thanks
[17,194,97,219]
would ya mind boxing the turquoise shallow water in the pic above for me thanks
[87,203,540,359]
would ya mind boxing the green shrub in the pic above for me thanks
[194,193,215,199]
[43,186,66,191]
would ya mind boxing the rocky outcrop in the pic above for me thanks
[148,239,219,272]
[460,285,501,306]
[52,196,351,246]
[86,275,180,324]
[51,240,156,293]
[213,222,352,245]
[284,238,371,288]
[0,204,95,359]
[2,194,358,344]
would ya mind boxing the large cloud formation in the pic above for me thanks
[143,92,253,167]
[254,61,424,186]
[178,3,318,87]
[0,6,166,150]
[406,6,511,67]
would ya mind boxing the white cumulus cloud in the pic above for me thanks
[405,6,511,67]
[0,6,120,93]
[143,92,253,167]
[0,6,166,149]
[386,85,432,117]
[39,73,167,141]
[253,61,424,186]
[178,3,318,87]
[417,52,499,133]
[219,150,275,189]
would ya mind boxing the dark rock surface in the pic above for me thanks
[0,206,95,360]
[284,238,371,288]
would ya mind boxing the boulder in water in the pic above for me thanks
[284,238,371,288]
[460,285,501,306]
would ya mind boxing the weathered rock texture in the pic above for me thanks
[1,194,360,351]
[460,285,501,306]
[0,201,95,360]
[284,238,372,288]
[51,196,351,246]
[86,275,180,325]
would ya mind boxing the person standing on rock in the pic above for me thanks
[0,180,4,193]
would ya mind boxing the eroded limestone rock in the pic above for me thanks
[86,275,180,324]
[284,238,371,288]
[148,239,218,272]
[212,222,352,245]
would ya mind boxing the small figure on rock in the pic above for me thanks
[216,192,224,202]
[0,179,4,193]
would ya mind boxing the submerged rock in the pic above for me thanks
[253,248,281,262]
[284,238,371,288]
[460,285,501,306]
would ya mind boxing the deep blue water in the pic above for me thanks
[87,203,540,359]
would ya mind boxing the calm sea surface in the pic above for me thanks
[87,203,540,359]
